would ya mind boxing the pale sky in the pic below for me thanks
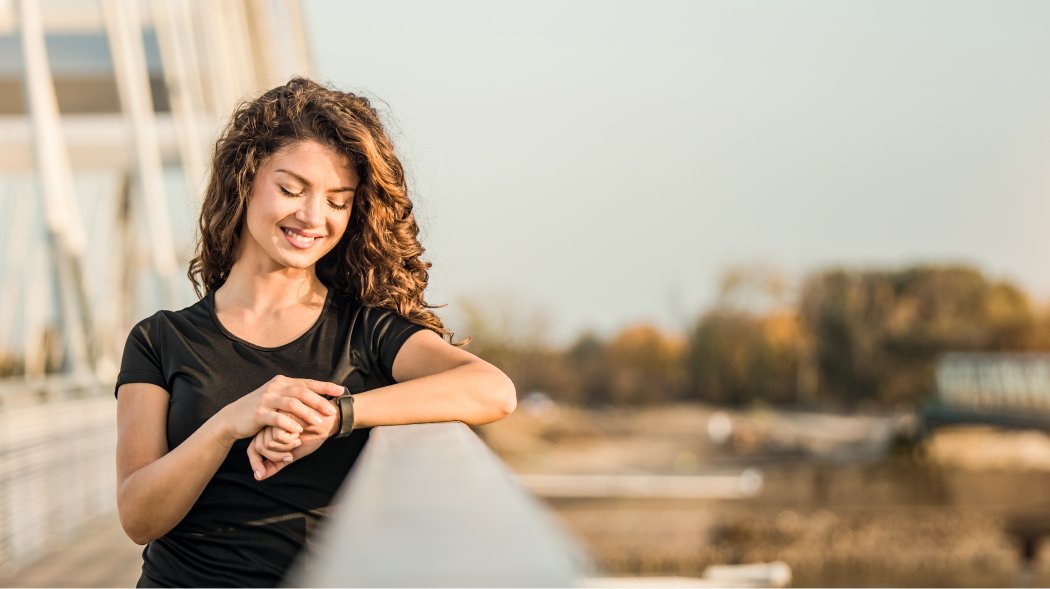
[304,0,1050,343]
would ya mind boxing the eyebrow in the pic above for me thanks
[274,168,356,193]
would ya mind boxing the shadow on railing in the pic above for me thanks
[286,422,593,587]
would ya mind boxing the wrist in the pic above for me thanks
[332,394,355,438]
[327,399,341,438]
[208,408,239,448]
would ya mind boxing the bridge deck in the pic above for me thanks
[0,515,141,588]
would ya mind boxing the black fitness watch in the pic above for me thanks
[332,387,355,438]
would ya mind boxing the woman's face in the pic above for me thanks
[240,140,358,273]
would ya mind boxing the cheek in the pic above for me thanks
[244,201,264,232]
[248,195,292,229]
[246,206,276,239]
[331,214,352,239]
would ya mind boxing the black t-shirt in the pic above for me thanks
[115,290,425,587]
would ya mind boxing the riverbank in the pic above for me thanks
[479,402,1050,587]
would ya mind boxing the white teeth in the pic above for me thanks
[282,228,318,245]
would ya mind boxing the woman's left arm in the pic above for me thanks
[355,329,516,428]
[248,329,516,478]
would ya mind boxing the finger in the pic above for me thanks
[257,457,289,481]
[265,427,300,452]
[256,429,294,463]
[261,410,305,435]
[255,433,276,461]
[247,440,266,481]
[294,387,339,417]
[272,427,299,445]
[300,379,347,398]
[277,396,328,426]
[267,439,299,452]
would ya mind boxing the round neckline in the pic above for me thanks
[206,289,333,352]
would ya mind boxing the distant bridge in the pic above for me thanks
[920,352,1050,436]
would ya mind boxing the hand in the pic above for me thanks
[247,405,340,481]
[218,375,342,443]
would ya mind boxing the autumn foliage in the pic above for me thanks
[463,264,1050,408]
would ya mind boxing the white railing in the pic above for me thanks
[0,382,115,574]
[288,422,592,587]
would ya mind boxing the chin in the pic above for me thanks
[272,251,322,270]
[286,258,323,271]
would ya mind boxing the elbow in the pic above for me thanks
[502,374,517,416]
[117,488,161,545]
[464,365,516,424]
[118,510,155,546]
[467,366,516,425]
[491,371,517,419]
[127,531,152,546]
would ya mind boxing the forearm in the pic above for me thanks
[117,416,235,544]
[353,360,516,428]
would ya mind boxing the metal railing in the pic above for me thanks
[288,422,592,587]
[0,383,116,575]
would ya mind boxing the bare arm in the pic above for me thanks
[116,384,233,545]
[116,377,341,544]
[249,329,516,479]
[355,328,517,427]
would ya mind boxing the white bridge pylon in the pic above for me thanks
[0,0,313,388]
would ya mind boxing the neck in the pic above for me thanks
[216,261,328,313]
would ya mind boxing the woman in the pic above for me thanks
[115,77,516,587]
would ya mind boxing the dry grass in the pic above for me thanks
[480,403,726,474]
[480,403,1050,587]
[922,425,1050,471]
[553,501,1023,587]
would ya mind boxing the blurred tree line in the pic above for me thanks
[462,264,1050,408]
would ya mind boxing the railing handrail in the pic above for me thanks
[287,421,591,587]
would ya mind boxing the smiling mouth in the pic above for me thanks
[281,227,324,248]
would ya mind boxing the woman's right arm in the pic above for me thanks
[116,376,342,544]
[117,383,236,544]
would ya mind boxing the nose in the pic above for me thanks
[293,192,325,228]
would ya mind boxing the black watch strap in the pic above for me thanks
[333,392,355,438]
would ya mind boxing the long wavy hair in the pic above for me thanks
[187,77,452,340]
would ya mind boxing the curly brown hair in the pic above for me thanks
[187,77,453,340]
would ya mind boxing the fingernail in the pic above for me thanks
[283,456,293,463]
[312,416,323,425]
[294,440,302,447]
[254,470,262,480]
[296,425,304,433]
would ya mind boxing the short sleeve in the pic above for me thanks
[115,315,169,397]
[365,308,427,383]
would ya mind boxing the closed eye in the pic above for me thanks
[280,185,350,211]
[278,185,302,197]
